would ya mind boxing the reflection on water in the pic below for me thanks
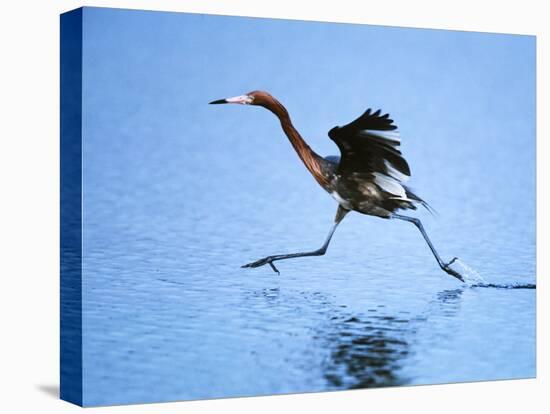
[323,313,409,388]
[320,288,469,390]
[433,289,464,316]
[242,286,414,389]
[235,284,485,393]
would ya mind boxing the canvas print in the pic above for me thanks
[60,7,536,407]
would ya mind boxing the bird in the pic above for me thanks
[209,90,464,282]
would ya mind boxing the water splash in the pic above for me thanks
[450,259,536,289]
[451,259,487,286]
[471,282,536,289]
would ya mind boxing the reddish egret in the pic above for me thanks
[209,91,463,282]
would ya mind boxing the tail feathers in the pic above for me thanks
[404,186,437,216]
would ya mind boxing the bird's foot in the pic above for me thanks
[442,257,464,282]
[241,256,280,274]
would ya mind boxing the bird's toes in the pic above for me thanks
[268,261,280,274]
[241,257,270,269]
[242,257,281,274]
[442,265,465,283]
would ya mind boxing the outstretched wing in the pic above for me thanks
[328,109,433,213]
[328,108,410,181]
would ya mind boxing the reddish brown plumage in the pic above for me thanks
[247,91,330,188]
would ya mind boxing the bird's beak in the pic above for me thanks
[209,98,228,104]
[209,95,253,105]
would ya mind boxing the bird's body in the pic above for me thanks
[209,90,464,282]
[323,155,422,218]
[304,154,412,218]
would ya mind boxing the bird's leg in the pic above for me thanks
[391,213,464,282]
[242,206,349,274]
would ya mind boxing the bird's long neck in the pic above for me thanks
[264,99,328,187]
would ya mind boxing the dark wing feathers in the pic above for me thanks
[332,108,397,133]
[328,108,410,179]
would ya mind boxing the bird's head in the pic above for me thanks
[209,90,275,107]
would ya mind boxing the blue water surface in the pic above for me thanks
[79,7,535,406]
